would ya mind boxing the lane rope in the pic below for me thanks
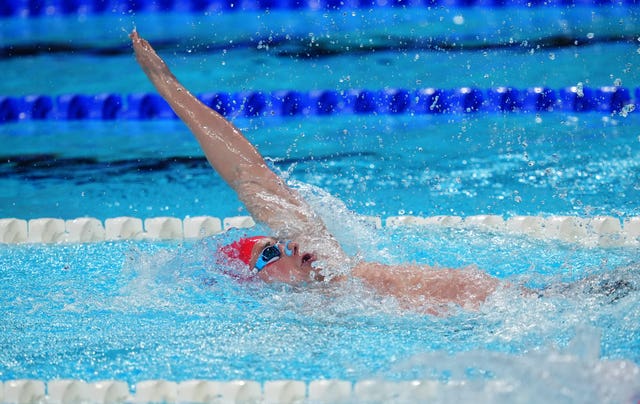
[2,372,636,404]
[1,214,638,247]
[2,0,638,17]
[0,86,636,123]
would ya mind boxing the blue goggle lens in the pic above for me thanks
[254,241,293,272]
[255,245,281,271]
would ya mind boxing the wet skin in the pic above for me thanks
[249,238,323,284]
[131,30,501,315]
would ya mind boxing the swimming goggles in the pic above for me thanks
[254,240,293,272]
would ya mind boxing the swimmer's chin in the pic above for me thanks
[302,253,327,282]
[307,269,325,283]
[307,264,349,284]
[292,266,328,284]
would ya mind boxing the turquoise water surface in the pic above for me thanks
[2,112,639,220]
[1,4,640,402]
[1,223,639,386]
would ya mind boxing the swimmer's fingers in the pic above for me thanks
[130,31,171,78]
[130,31,152,56]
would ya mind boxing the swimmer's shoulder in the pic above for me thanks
[352,261,404,288]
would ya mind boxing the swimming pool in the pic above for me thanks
[2,2,640,403]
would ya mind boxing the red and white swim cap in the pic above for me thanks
[218,236,267,267]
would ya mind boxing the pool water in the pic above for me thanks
[2,3,640,401]
[2,8,640,94]
[2,8,640,220]
[2,112,639,220]
[1,223,639,390]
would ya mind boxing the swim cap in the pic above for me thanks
[219,236,267,267]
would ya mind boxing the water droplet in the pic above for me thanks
[619,104,635,117]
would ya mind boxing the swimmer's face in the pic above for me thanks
[249,237,320,284]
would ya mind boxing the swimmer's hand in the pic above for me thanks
[130,30,175,84]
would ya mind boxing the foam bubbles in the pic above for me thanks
[1,222,639,392]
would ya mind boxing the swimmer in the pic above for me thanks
[130,30,500,314]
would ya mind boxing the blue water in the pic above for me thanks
[2,7,640,220]
[2,4,640,400]
[1,224,639,385]
[2,113,639,220]
[2,9,640,94]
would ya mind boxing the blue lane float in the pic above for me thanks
[2,0,639,16]
[0,86,636,123]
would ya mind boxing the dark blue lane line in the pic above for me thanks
[0,151,378,180]
[0,154,208,183]
[0,33,635,59]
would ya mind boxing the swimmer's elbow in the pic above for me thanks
[220,162,269,192]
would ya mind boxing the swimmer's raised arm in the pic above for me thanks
[130,30,350,268]
[130,31,279,215]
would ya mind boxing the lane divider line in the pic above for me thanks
[2,0,636,18]
[1,215,638,247]
[0,86,636,123]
